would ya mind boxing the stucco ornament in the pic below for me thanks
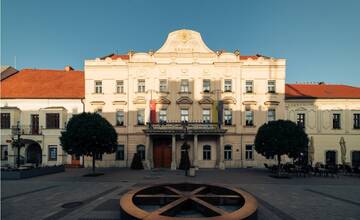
[156,29,214,53]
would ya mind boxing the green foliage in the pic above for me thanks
[255,120,308,160]
[60,112,118,157]
[130,153,144,170]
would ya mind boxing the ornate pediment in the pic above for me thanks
[242,101,257,105]
[156,29,214,54]
[157,97,171,105]
[176,96,193,105]
[223,97,236,104]
[112,101,127,105]
[133,96,146,104]
[198,97,214,105]
[90,101,105,105]
[264,101,280,106]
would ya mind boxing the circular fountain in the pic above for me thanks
[120,183,258,220]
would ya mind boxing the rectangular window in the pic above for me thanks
[268,109,276,121]
[137,109,145,125]
[48,145,57,161]
[46,113,60,129]
[180,79,189,92]
[95,81,102,94]
[203,79,211,92]
[116,80,124,93]
[224,109,232,125]
[138,79,145,93]
[180,109,189,122]
[116,110,124,126]
[159,79,168,92]
[1,113,10,129]
[245,80,253,93]
[203,145,211,160]
[224,79,232,92]
[202,109,211,123]
[1,145,8,161]
[159,109,167,123]
[116,144,124,160]
[245,110,254,126]
[268,80,276,93]
[333,113,341,129]
[224,145,232,160]
[354,114,360,129]
[245,144,254,160]
[297,113,305,128]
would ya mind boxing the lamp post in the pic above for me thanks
[179,120,190,175]
[12,121,22,168]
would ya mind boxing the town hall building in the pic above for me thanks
[1,29,360,169]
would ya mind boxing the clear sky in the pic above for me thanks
[1,0,360,86]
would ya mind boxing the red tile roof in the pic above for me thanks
[285,84,360,99]
[0,69,84,99]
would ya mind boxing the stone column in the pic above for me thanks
[145,135,151,170]
[217,135,225,169]
[193,134,198,169]
[171,134,177,170]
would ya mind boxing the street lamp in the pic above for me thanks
[11,121,22,168]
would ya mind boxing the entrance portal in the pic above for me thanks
[26,142,42,165]
[153,138,172,168]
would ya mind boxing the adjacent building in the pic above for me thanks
[0,67,84,167]
[1,29,359,169]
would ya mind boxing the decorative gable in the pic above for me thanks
[198,97,214,105]
[176,96,193,104]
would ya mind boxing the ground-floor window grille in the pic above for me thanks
[48,145,57,161]
[116,145,125,160]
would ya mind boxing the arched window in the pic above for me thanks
[224,145,232,160]
[203,145,211,160]
[137,145,145,161]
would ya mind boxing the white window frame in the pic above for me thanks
[245,80,253,93]
[180,109,189,122]
[224,109,232,125]
[268,109,276,122]
[180,79,189,92]
[116,110,125,126]
[224,145,232,160]
[159,79,168,92]
[137,109,145,125]
[138,79,145,93]
[116,80,124,93]
[203,79,211,92]
[245,144,254,160]
[159,109,167,123]
[48,145,57,161]
[95,80,102,94]
[268,80,276,93]
[203,145,211,160]
[224,79,232,92]
[202,109,211,123]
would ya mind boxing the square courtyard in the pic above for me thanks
[1,168,360,220]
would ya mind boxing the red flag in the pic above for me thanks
[150,100,157,123]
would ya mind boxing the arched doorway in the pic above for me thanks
[26,142,42,165]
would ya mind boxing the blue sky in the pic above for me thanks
[1,0,360,86]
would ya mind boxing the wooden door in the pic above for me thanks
[31,114,39,134]
[72,155,81,165]
[153,139,172,168]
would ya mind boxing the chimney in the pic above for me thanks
[64,66,74,72]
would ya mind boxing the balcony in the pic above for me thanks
[12,125,43,135]
[144,121,227,135]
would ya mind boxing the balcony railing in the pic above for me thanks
[12,125,43,135]
[144,121,226,135]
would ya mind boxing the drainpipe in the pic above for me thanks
[80,97,85,167]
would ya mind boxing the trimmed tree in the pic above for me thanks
[60,112,118,174]
[130,153,144,170]
[254,120,308,176]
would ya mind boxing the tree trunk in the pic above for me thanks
[277,154,281,176]
[92,152,96,174]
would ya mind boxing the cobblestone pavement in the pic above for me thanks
[2,168,360,220]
